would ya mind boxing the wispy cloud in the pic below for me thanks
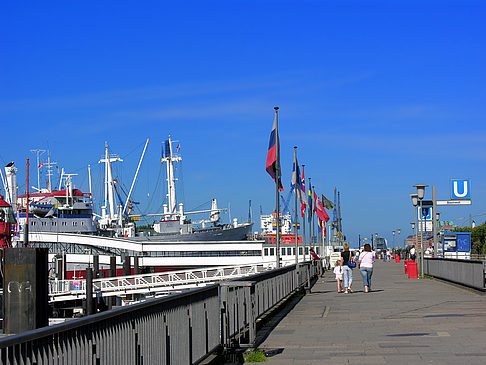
[287,130,486,161]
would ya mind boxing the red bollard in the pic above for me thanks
[395,255,400,263]
[407,262,418,279]
[404,260,412,274]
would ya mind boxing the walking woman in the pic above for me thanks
[358,243,374,293]
[340,243,355,294]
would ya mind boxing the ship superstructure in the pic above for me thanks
[146,136,253,241]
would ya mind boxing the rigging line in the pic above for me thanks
[143,163,164,215]
[188,200,213,212]
[121,140,146,160]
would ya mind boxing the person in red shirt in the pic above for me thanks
[309,248,323,276]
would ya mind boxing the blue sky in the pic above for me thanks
[1,1,485,247]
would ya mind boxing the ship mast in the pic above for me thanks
[161,136,182,219]
[30,149,45,191]
[44,150,57,192]
[98,142,123,227]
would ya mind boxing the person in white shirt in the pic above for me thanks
[333,260,343,293]
[410,245,416,261]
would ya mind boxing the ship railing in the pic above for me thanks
[0,261,319,365]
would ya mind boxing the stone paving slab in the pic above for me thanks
[258,261,486,364]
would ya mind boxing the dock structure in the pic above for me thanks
[1,258,485,364]
[258,260,486,363]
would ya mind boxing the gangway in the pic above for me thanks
[48,263,273,302]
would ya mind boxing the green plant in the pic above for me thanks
[243,350,268,363]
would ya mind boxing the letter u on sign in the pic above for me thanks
[451,179,470,199]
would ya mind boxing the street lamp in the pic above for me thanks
[436,211,440,257]
[413,184,428,278]
[397,228,401,250]
[392,230,395,253]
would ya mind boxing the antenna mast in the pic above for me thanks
[30,149,46,191]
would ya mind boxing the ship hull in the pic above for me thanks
[131,223,253,242]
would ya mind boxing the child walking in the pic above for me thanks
[333,260,343,293]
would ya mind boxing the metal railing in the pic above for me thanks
[424,257,486,291]
[0,261,317,364]
[48,263,271,302]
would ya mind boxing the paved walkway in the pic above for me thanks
[258,260,486,364]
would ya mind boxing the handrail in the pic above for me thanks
[424,257,485,291]
[0,261,319,364]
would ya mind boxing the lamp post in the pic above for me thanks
[413,184,428,278]
[392,230,395,254]
[410,223,415,252]
[436,211,441,257]
[397,228,401,250]
[410,194,418,268]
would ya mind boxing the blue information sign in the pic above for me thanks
[451,179,471,200]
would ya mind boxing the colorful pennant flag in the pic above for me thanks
[301,167,306,218]
[307,185,313,223]
[291,155,306,205]
[321,194,334,209]
[266,112,284,191]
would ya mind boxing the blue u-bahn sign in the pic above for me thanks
[450,179,471,200]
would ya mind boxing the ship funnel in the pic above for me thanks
[210,198,220,223]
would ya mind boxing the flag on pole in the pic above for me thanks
[316,197,330,223]
[300,167,306,218]
[307,185,313,223]
[291,155,306,205]
[321,194,334,209]
[313,189,318,214]
[38,162,44,169]
[266,112,284,191]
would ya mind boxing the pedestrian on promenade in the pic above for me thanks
[410,245,416,261]
[340,243,355,294]
[333,260,343,293]
[358,243,374,293]
[309,248,323,277]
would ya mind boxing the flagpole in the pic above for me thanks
[274,106,281,269]
[311,186,316,253]
[293,147,298,265]
[302,164,306,264]
[308,177,312,261]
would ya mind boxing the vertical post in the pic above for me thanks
[419,199,424,278]
[86,267,94,315]
[134,256,139,275]
[110,256,116,277]
[302,165,306,264]
[308,177,312,260]
[123,256,131,276]
[414,208,418,262]
[432,185,437,257]
[109,256,116,308]
[293,147,298,265]
[312,186,315,254]
[274,107,281,268]
[93,255,99,278]
[24,158,30,247]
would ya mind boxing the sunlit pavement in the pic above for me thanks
[258,260,486,364]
